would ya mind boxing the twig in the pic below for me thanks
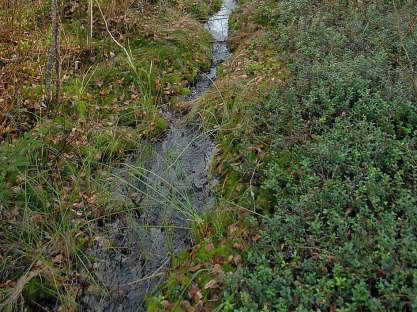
[95,0,138,75]
[120,257,170,286]
[0,267,43,308]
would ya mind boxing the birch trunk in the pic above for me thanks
[88,0,93,54]
[45,0,60,105]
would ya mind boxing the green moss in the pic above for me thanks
[195,241,233,264]
[23,278,57,308]
[154,116,169,136]
[178,0,222,21]
[146,295,166,312]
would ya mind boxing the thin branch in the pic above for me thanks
[94,0,138,75]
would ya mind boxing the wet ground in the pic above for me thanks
[81,1,235,310]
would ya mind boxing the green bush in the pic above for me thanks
[223,0,417,310]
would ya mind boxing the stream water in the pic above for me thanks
[82,1,235,310]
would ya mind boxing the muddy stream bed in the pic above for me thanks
[81,1,236,310]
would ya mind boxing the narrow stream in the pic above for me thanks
[82,1,235,310]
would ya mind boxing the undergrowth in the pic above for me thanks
[154,0,417,311]
[0,0,220,310]
[2,0,417,310]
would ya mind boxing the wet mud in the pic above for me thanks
[81,1,235,310]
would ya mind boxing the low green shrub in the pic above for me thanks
[222,0,417,310]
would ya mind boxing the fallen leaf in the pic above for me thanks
[10,205,19,218]
[189,263,203,272]
[233,255,242,265]
[212,263,222,274]
[205,243,214,252]
[227,224,237,235]
[188,284,202,303]
[181,300,194,312]
[252,234,261,242]
[194,301,203,312]
[162,300,172,309]
[176,274,188,282]
[52,254,64,265]
[233,242,244,250]
[204,279,218,290]
[190,244,200,257]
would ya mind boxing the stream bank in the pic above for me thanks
[82,1,235,310]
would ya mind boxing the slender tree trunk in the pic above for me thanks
[139,0,144,14]
[45,0,61,105]
[88,0,93,54]
[53,11,61,105]
[45,48,53,103]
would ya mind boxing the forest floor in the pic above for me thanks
[1,0,222,310]
[1,0,417,311]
